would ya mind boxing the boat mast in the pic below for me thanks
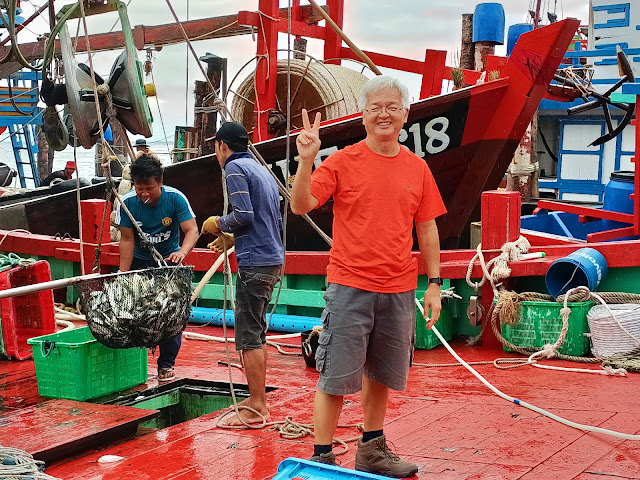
[533,0,542,29]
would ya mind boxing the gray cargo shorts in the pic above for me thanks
[234,265,282,351]
[315,283,416,395]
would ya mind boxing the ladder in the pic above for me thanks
[8,123,39,187]
[0,70,43,188]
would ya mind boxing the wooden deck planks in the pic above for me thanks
[0,399,158,463]
[1,324,640,479]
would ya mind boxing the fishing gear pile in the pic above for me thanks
[76,266,193,349]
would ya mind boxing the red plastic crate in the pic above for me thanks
[0,261,55,360]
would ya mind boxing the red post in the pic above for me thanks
[254,0,279,143]
[323,0,344,65]
[480,191,521,347]
[80,200,111,275]
[419,50,447,99]
[633,115,640,236]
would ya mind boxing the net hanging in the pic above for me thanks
[76,265,194,349]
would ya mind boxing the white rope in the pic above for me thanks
[55,318,76,332]
[231,58,367,129]
[415,298,640,440]
[440,287,462,300]
[466,236,531,294]
[0,445,62,479]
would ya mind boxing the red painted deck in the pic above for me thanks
[1,324,640,480]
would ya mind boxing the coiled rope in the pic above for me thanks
[465,236,531,295]
[231,58,367,130]
[0,445,61,479]
[0,253,36,272]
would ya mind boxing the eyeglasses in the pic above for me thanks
[364,105,405,115]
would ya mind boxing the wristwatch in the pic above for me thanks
[428,277,443,286]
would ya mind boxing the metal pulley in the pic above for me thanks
[467,282,485,327]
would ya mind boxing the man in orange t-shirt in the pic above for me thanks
[291,76,446,477]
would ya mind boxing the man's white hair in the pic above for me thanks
[357,75,410,111]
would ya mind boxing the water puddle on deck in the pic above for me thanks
[99,380,276,431]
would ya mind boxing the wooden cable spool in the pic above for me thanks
[231,59,368,135]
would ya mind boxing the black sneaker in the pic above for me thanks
[355,435,418,477]
[309,451,336,465]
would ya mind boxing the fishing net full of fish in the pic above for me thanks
[76,266,194,349]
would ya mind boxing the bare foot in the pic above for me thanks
[220,407,270,427]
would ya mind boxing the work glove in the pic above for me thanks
[208,232,235,253]
[202,216,221,236]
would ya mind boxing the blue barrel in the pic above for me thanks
[473,3,505,44]
[603,171,634,214]
[507,23,533,55]
[545,248,608,297]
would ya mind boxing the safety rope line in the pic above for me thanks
[0,228,31,250]
[150,66,172,156]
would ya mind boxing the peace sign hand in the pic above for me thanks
[296,109,322,165]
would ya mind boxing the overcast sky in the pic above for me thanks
[12,0,589,153]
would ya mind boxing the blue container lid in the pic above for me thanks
[473,3,505,44]
[507,23,533,55]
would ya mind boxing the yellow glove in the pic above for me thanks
[208,232,235,253]
[202,216,221,235]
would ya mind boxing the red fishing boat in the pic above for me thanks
[0,7,579,250]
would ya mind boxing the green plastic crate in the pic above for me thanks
[27,326,148,401]
[415,299,453,350]
[501,300,593,356]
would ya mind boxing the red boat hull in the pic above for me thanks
[0,20,579,250]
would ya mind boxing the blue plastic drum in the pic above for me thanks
[545,248,608,298]
[473,3,505,44]
[507,24,533,55]
[603,171,634,214]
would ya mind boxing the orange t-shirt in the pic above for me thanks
[310,140,447,293]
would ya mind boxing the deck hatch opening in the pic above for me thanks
[100,379,277,430]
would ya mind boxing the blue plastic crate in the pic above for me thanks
[272,458,389,480]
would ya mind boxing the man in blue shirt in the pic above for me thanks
[116,154,198,382]
[203,122,284,426]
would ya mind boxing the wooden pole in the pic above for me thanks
[35,125,51,181]
[307,0,382,75]
[194,53,226,158]
[460,13,474,71]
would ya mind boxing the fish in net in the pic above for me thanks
[76,265,193,349]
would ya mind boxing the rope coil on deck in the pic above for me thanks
[0,445,62,479]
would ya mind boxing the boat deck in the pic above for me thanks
[1,324,640,480]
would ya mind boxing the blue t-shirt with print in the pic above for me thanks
[115,186,195,261]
